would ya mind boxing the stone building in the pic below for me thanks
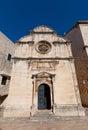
[65,21,88,107]
[0,32,15,105]
[3,26,85,117]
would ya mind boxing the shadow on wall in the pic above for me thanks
[0,95,8,117]
[0,95,8,105]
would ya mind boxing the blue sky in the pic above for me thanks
[0,0,88,42]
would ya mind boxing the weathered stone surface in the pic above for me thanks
[65,21,88,107]
[1,115,88,130]
[3,26,85,117]
[0,32,15,102]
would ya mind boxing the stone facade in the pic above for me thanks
[64,21,88,107]
[0,32,15,104]
[3,26,85,117]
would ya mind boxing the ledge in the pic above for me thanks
[52,41,71,44]
[83,45,88,49]
[30,31,56,34]
[12,57,74,61]
[16,41,34,44]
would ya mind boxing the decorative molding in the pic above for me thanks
[52,41,71,45]
[35,41,52,54]
[31,61,59,70]
[16,41,34,45]
[52,41,66,44]
[32,71,55,79]
[32,71,55,92]
[12,57,74,61]
[30,31,56,34]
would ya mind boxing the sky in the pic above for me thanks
[0,0,88,42]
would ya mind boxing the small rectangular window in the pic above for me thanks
[1,76,7,85]
[7,54,12,61]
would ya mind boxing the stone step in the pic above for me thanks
[30,110,57,121]
[30,117,56,121]
[34,112,52,116]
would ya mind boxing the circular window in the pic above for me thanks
[36,41,51,54]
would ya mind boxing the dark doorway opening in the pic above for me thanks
[38,84,51,110]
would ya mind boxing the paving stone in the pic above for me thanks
[0,116,88,130]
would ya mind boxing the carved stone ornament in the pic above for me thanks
[36,41,51,54]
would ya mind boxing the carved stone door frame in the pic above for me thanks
[31,72,55,113]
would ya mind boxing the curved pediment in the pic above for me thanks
[32,72,55,78]
[17,26,68,43]
[19,35,32,42]
[19,35,67,43]
[55,36,67,43]
[32,25,57,34]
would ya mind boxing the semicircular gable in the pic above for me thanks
[33,25,57,33]
[19,35,32,42]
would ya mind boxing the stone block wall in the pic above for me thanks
[64,22,88,107]
[0,32,15,104]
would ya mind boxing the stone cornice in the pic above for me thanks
[83,45,88,50]
[52,41,71,44]
[12,57,74,61]
[30,31,56,34]
[16,41,34,44]
[77,21,88,24]
[64,21,88,36]
[32,72,56,78]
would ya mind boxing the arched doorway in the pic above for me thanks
[38,84,51,110]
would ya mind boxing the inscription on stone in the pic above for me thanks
[31,61,58,70]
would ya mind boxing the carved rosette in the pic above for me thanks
[35,41,52,54]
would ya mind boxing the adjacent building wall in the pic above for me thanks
[64,21,88,107]
[0,32,15,104]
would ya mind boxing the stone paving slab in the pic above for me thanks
[0,117,88,130]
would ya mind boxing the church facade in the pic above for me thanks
[3,26,85,117]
